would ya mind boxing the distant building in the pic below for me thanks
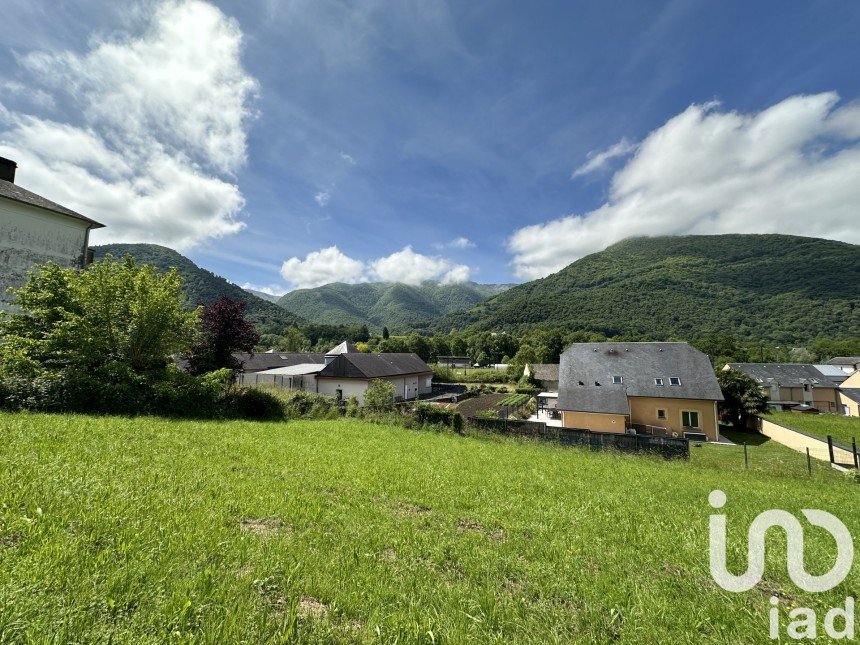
[558,342,724,441]
[436,356,471,369]
[524,363,559,391]
[240,341,433,404]
[826,357,860,375]
[0,157,104,310]
[723,363,843,414]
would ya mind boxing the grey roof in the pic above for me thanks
[726,363,840,387]
[234,352,326,373]
[530,364,560,382]
[813,365,849,384]
[317,353,431,379]
[827,357,860,366]
[839,388,860,403]
[326,341,359,355]
[559,342,723,414]
[0,179,104,227]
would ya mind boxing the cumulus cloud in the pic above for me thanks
[278,245,471,289]
[314,189,331,206]
[0,0,258,249]
[370,246,470,284]
[280,246,367,289]
[571,137,638,178]
[511,92,860,279]
[339,151,357,165]
[435,236,476,250]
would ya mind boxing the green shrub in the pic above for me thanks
[413,403,464,433]
[260,389,340,420]
[364,380,396,412]
[220,388,285,420]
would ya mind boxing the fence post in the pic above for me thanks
[806,447,812,476]
[828,435,835,465]
[743,442,748,469]
[853,438,859,470]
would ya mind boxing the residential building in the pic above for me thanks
[1,157,104,310]
[524,363,560,391]
[838,370,860,417]
[240,342,433,404]
[827,357,860,375]
[558,342,723,441]
[723,363,843,413]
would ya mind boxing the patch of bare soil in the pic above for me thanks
[0,532,22,549]
[298,596,329,620]
[239,518,286,536]
[392,502,431,518]
[457,519,504,541]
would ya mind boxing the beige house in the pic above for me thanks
[1,157,104,310]
[723,363,843,414]
[838,371,860,417]
[558,342,723,441]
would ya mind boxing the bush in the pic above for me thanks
[413,403,464,433]
[258,389,341,419]
[220,388,285,420]
[515,386,540,396]
[364,379,396,412]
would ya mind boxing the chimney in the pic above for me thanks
[0,157,16,183]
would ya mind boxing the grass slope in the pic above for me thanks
[278,281,512,331]
[766,411,860,449]
[1,413,857,643]
[436,234,860,342]
[93,244,304,334]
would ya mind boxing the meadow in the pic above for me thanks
[1,412,858,643]
[766,411,860,449]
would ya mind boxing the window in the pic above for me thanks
[657,409,666,420]
[612,375,623,384]
[654,378,664,386]
[669,377,681,386]
[682,411,700,428]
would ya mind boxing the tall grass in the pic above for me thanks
[0,412,857,642]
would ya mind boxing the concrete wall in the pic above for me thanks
[758,417,855,465]
[628,397,720,441]
[561,410,627,432]
[0,199,90,309]
[316,373,431,405]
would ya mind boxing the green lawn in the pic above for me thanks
[766,411,860,449]
[1,412,858,643]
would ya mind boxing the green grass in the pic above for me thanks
[1,412,858,643]
[766,411,860,449]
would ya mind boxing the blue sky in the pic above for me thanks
[1,1,859,293]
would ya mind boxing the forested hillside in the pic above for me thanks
[277,281,511,331]
[93,244,304,334]
[434,234,859,342]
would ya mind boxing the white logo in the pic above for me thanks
[708,489,853,593]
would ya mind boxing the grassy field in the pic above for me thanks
[766,411,860,448]
[1,412,858,643]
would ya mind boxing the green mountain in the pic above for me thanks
[92,244,304,333]
[433,234,860,343]
[277,281,513,331]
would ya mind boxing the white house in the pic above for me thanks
[240,341,433,405]
[0,157,104,310]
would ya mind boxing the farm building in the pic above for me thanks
[558,342,723,441]
[0,157,104,310]
[240,341,433,405]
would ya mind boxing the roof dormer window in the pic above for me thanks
[669,377,681,386]
[655,378,664,386]
[612,375,623,384]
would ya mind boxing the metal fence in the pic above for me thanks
[468,417,690,459]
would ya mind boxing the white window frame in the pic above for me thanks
[681,410,700,428]
[612,375,623,384]
[655,378,664,386]
[669,377,682,386]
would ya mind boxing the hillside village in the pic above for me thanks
[1,3,860,638]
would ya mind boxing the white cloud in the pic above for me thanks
[241,283,287,297]
[511,92,860,280]
[339,151,357,165]
[0,0,258,250]
[314,189,331,206]
[571,137,638,178]
[370,246,470,285]
[277,245,471,290]
[280,246,366,289]
[435,236,475,250]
